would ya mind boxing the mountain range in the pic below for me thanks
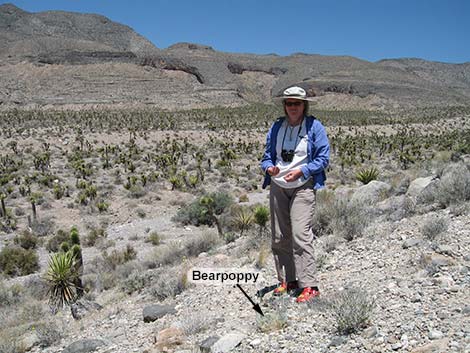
[1,3,469,110]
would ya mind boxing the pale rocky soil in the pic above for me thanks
[1,118,469,353]
[23,187,470,353]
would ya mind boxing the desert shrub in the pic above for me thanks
[330,199,370,241]
[255,242,270,269]
[136,208,146,218]
[146,231,161,246]
[46,229,69,252]
[184,231,220,257]
[23,275,49,299]
[30,217,55,237]
[102,245,137,270]
[312,189,335,237]
[172,191,233,227]
[35,321,63,348]
[96,201,109,213]
[179,312,210,335]
[421,215,448,240]
[120,270,152,295]
[419,163,470,207]
[253,205,269,236]
[0,246,39,277]
[223,232,238,244]
[128,184,146,198]
[328,288,375,334]
[14,230,38,250]
[150,242,185,267]
[256,298,288,332]
[356,166,379,185]
[434,163,470,207]
[149,267,186,300]
[323,235,340,253]
[83,227,107,247]
[0,283,23,307]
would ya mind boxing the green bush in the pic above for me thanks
[14,230,38,250]
[47,229,69,252]
[102,245,137,270]
[253,205,269,236]
[0,246,39,277]
[173,191,233,227]
[146,231,161,246]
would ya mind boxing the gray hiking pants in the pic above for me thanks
[269,180,317,288]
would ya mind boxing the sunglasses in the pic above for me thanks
[284,101,303,107]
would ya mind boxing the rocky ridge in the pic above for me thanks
[1,4,470,110]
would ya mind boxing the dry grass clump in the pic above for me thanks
[102,244,137,270]
[256,298,288,333]
[0,246,39,277]
[148,266,187,300]
[327,288,375,334]
[421,215,448,240]
[313,190,371,241]
[148,231,220,268]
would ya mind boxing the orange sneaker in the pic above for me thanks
[273,281,298,296]
[296,287,320,303]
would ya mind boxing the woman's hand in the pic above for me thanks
[267,166,280,176]
[284,169,303,182]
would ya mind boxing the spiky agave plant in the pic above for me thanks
[355,166,379,185]
[45,251,79,312]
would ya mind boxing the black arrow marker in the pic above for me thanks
[236,284,264,316]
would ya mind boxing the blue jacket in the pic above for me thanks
[260,115,330,189]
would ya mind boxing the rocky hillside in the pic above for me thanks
[1,3,470,110]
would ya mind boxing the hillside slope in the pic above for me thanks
[1,3,470,109]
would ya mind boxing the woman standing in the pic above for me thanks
[261,86,330,303]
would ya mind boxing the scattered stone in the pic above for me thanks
[249,338,262,347]
[211,332,246,353]
[428,330,444,340]
[391,342,402,350]
[351,181,392,205]
[328,336,347,347]
[71,299,103,320]
[20,332,41,351]
[362,326,378,339]
[143,304,177,323]
[199,336,220,353]
[411,338,449,353]
[155,327,185,351]
[62,339,106,353]
[406,177,435,199]
[402,238,421,249]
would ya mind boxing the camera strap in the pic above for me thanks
[281,119,304,151]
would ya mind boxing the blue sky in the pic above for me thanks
[2,0,469,63]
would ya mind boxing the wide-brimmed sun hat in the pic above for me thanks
[275,86,314,102]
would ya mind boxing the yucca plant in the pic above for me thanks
[254,205,270,237]
[232,207,254,236]
[45,251,79,312]
[355,167,379,185]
